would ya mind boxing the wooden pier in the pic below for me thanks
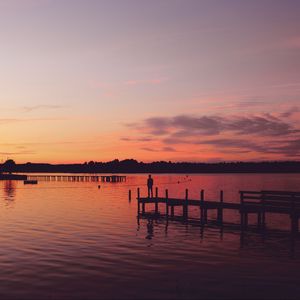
[136,188,300,233]
[27,175,126,182]
[0,174,27,181]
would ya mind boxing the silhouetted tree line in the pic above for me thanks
[1,159,300,173]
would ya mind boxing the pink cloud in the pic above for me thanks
[124,111,300,160]
[124,77,169,86]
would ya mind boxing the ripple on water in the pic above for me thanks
[0,174,300,299]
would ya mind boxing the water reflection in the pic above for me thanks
[138,214,300,259]
[2,180,16,206]
[146,218,154,240]
[240,230,299,260]
[0,174,299,299]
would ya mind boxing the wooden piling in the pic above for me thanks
[136,188,300,234]
[155,187,158,213]
[183,189,188,219]
[262,192,266,228]
[244,213,248,228]
[128,190,131,201]
[217,190,224,224]
[137,188,140,214]
[291,215,298,233]
[204,207,208,224]
[141,189,145,213]
[257,212,262,228]
[169,190,174,217]
[240,191,245,229]
[171,205,175,217]
[200,190,204,224]
[165,189,169,217]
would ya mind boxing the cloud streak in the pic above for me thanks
[21,105,66,113]
[141,146,177,153]
[124,77,169,86]
[125,111,300,158]
[0,117,66,125]
[0,150,35,156]
[130,113,299,137]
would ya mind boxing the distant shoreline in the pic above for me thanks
[15,171,300,174]
[2,159,300,174]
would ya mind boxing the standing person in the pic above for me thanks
[147,175,154,198]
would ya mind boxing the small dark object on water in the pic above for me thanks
[98,185,101,189]
[24,180,38,185]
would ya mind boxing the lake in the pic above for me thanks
[1,173,300,299]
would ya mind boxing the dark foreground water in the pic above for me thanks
[1,173,300,300]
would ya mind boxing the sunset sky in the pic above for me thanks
[1,0,300,163]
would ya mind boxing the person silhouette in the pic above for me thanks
[147,174,154,198]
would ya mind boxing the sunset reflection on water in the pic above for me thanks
[0,173,300,299]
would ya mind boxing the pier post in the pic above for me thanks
[200,190,204,224]
[217,190,224,224]
[257,212,262,229]
[240,191,245,229]
[128,190,131,201]
[170,205,174,217]
[170,188,174,217]
[244,213,248,228]
[262,192,266,229]
[291,216,299,234]
[204,208,208,224]
[165,189,169,217]
[183,189,188,219]
[155,187,158,214]
[240,191,248,229]
[137,188,141,214]
[141,189,145,214]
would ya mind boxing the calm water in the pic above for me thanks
[1,173,300,300]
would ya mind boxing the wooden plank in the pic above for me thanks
[137,188,300,234]
[262,190,300,196]
[138,197,241,210]
[240,191,262,195]
[262,195,300,202]
[242,196,262,200]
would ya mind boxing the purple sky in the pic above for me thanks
[0,0,300,162]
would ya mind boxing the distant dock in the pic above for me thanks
[136,188,300,234]
[0,174,27,181]
[27,174,126,182]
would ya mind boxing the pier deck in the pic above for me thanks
[27,175,126,182]
[0,174,27,180]
[136,188,300,233]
